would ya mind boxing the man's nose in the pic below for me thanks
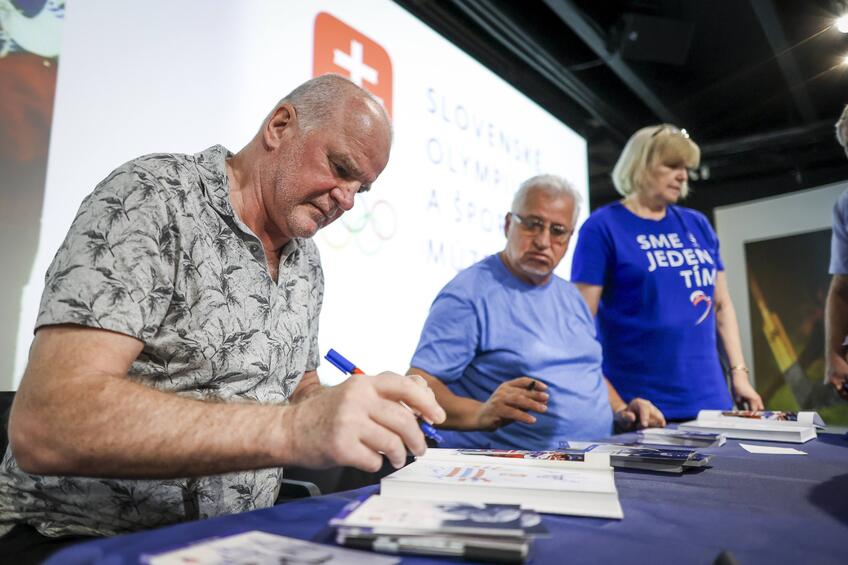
[331,181,359,212]
[533,227,551,248]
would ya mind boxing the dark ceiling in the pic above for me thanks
[395,0,848,216]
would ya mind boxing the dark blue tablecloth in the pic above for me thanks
[45,434,848,565]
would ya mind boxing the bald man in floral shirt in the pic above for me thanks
[0,75,444,561]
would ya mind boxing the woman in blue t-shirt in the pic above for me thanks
[570,125,763,420]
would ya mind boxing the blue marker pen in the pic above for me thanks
[325,349,443,443]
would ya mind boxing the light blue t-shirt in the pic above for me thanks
[571,202,732,420]
[410,254,613,450]
[829,189,848,275]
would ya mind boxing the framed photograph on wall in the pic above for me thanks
[716,181,848,425]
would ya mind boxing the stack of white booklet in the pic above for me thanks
[678,410,820,443]
[636,428,726,447]
[332,494,544,563]
[380,448,622,519]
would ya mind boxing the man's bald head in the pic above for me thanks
[271,74,391,140]
[232,74,393,249]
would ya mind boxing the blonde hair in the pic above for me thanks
[611,125,700,198]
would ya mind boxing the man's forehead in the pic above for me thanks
[519,192,573,216]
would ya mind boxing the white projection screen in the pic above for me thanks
[11,0,588,386]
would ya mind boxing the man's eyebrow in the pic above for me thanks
[331,153,366,180]
[332,152,373,191]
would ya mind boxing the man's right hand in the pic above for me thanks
[473,376,549,430]
[279,372,446,472]
[825,352,848,401]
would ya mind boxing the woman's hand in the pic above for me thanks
[731,369,764,410]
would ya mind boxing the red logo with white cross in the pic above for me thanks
[313,12,393,119]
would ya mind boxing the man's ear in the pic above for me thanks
[503,212,512,238]
[263,103,298,149]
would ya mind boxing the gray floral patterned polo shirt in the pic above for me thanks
[0,145,323,537]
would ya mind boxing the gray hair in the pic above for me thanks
[270,74,391,136]
[511,174,582,224]
[836,104,848,152]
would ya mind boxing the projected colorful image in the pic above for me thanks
[0,0,63,384]
[10,0,588,386]
[745,229,848,425]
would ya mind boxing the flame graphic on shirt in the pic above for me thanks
[689,290,712,325]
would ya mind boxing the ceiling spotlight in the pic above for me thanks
[836,15,848,33]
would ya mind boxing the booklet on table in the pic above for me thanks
[380,448,623,519]
[678,410,818,443]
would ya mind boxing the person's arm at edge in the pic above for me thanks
[575,283,603,317]
[825,274,848,399]
[11,326,445,478]
[714,271,765,410]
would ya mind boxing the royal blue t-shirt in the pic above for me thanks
[410,254,613,450]
[570,202,732,420]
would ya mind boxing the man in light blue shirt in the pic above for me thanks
[409,175,665,450]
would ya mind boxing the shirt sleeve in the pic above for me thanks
[830,191,848,275]
[304,240,324,372]
[570,214,613,286]
[35,163,176,342]
[409,289,480,383]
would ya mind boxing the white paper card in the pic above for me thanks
[739,443,807,455]
[145,530,398,565]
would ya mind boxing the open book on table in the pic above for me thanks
[380,448,622,519]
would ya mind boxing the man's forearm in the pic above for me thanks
[407,368,481,430]
[10,326,299,480]
[11,368,291,478]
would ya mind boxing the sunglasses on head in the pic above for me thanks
[651,125,689,139]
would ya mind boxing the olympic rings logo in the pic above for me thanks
[320,197,398,255]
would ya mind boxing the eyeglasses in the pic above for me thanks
[511,213,573,243]
[651,124,689,139]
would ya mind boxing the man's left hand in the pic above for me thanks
[614,398,666,430]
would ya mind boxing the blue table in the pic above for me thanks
[46,434,848,565]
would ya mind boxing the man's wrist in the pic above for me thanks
[271,404,298,467]
[465,400,490,430]
[612,398,629,414]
